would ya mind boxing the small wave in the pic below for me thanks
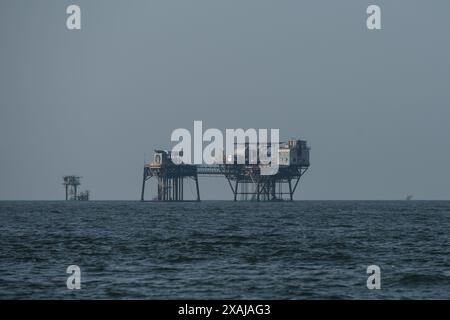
[397,273,450,286]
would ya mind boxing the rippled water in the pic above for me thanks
[0,201,449,299]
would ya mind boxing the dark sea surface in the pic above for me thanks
[0,201,449,299]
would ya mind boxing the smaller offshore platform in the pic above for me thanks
[62,176,90,201]
[141,139,310,202]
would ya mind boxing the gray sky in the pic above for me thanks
[1,0,449,200]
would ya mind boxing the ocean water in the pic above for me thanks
[0,201,449,299]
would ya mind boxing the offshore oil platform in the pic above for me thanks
[62,175,90,201]
[140,139,310,201]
